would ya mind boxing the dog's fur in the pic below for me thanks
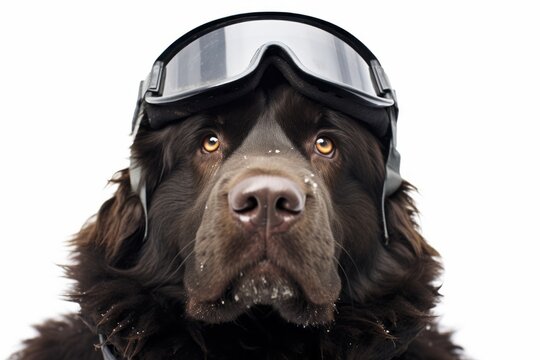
[13,76,463,359]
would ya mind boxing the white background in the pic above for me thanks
[1,1,538,359]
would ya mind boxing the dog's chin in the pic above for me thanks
[186,260,336,325]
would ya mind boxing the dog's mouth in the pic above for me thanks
[226,260,297,305]
[185,259,335,325]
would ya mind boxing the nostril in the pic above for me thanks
[234,196,258,213]
[228,175,306,230]
[276,196,303,214]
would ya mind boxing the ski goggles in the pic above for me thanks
[130,12,402,242]
[134,12,398,138]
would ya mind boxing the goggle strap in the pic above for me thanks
[130,90,150,241]
[148,61,164,93]
[139,182,149,240]
[98,334,118,360]
[131,81,146,134]
[371,60,392,95]
[382,113,402,244]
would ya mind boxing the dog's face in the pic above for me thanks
[69,76,446,360]
[133,82,386,326]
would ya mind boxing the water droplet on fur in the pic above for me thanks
[426,324,431,331]
[268,150,272,153]
[275,149,280,153]
[304,177,309,183]
[282,288,293,298]
[234,294,240,302]
[221,300,225,305]
[326,329,330,333]
[243,155,247,159]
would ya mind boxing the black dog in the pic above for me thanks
[13,74,463,359]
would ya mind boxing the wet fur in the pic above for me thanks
[12,83,463,359]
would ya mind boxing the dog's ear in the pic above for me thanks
[386,181,439,258]
[75,168,145,265]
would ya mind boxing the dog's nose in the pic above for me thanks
[228,175,305,231]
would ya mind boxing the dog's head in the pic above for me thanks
[72,75,441,358]
[132,77,391,323]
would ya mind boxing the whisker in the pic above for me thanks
[334,255,354,307]
[334,241,361,306]
[335,241,362,279]
[167,238,197,272]
[153,239,197,289]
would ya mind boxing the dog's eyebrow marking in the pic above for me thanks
[318,110,342,127]
[215,115,225,125]
[314,111,325,125]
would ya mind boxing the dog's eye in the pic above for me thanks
[314,136,335,157]
[202,134,220,153]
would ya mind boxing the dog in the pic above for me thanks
[13,72,463,359]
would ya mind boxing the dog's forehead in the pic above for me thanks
[240,108,295,153]
[227,85,323,153]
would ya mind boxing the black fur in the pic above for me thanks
[12,80,463,359]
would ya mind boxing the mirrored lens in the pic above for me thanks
[158,20,380,102]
